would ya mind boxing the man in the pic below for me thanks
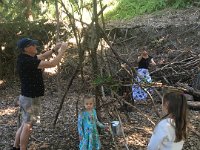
[13,38,68,150]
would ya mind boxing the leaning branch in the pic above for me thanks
[53,66,80,127]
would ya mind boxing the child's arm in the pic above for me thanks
[147,122,168,150]
[150,58,156,66]
[78,112,84,139]
[137,56,143,63]
[94,109,105,128]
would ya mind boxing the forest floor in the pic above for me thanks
[1,7,200,150]
[0,79,200,150]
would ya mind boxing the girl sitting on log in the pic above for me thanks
[148,90,188,150]
[132,48,156,101]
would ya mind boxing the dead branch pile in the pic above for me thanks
[151,49,200,85]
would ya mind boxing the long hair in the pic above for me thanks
[163,91,188,142]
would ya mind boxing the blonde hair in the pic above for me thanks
[83,95,95,105]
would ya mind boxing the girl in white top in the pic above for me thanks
[148,91,188,150]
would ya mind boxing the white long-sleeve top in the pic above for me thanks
[147,118,184,150]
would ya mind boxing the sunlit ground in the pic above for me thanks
[0,107,16,116]
[0,107,17,126]
[0,80,4,85]
[44,66,58,75]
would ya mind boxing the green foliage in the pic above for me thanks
[169,0,192,8]
[0,0,55,22]
[92,75,116,86]
[92,76,119,90]
[104,0,197,20]
[92,75,120,93]
[0,20,60,80]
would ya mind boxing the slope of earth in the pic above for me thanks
[105,7,200,85]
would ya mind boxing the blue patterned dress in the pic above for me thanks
[78,109,105,150]
[132,68,152,100]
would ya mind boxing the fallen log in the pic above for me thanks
[187,101,200,110]
[176,82,200,101]
[150,50,200,85]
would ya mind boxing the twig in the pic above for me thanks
[31,135,40,142]
[153,87,163,101]
[188,124,200,137]
[115,107,130,150]
[176,82,200,99]
[163,76,170,84]
[53,66,79,128]
[146,90,161,118]
[113,92,156,126]
[108,121,119,150]
[97,98,118,109]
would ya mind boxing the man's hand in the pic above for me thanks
[58,42,68,53]
[52,42,62,53]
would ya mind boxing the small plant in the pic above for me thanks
[92,75,120,92]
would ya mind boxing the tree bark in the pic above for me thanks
[0,50,2,79]
[91,0,101,109]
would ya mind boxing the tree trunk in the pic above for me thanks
[91,0,101,111]
[0,50,2,79]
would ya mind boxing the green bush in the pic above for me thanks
[0,20,58,80]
